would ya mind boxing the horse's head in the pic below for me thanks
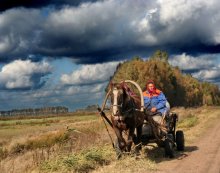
[110,82,129,116]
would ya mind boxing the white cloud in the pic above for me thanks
[169,53,220,84]
[169,53,215,71]
[65,82,106,95]
[0,8,42,58]
[193,69,220,81]
[61,61,119,85]
[157,0,220,44]
[1,0,220,60]
[42,0,220,52]
[0,59,52,89]
[0,37,11,52]
[158,0,206,24]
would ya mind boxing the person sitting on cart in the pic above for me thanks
[143,80,169,124]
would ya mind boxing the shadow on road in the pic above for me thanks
[143,145,198,163]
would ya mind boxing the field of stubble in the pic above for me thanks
[0,107,219,173]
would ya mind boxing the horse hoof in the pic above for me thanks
[116,153,122,160]
[135,155,141,160]
[119,141,126,149]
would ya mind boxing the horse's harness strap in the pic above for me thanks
[111,114,127,130]
[111,104,123,107]
[121,108,134,114]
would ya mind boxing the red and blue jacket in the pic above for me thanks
[143,89,167,115]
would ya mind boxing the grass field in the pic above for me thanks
[0,107,219,173]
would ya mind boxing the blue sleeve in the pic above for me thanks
[155,93,166,110]
[144,97,151,108]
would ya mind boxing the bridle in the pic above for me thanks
[111,103,123,108]
[111,87,136,116]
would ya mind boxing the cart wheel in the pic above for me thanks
[176,130,185,151]
[114,139,122,159]
[164,134,174,158]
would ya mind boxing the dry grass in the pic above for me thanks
[0,107,220,173]
[173,106,220,143]
[40,146,114,173]
[0,113,102,172]
[0,112,96,121]
[10,130,69,154]
[178,114,199,128]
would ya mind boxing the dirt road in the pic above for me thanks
[157,119,220,173]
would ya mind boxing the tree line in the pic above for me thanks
[0,106,68,117]
[109,50,220,107]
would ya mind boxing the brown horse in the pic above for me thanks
[110,82,145,158]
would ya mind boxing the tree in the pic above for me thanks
[109,51,220,107]
[150,50,169,62]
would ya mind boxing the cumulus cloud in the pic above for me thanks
[0,80,107,110]
[193,69,220,82]
[0,59,52,90]
[169,53,220,84]
[61,61,119,85]
[0,8,43,61]
[0,0,220,63]
[169,53,215,72]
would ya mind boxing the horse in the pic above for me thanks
[109,82,145,158]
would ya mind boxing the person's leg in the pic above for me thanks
[152,114,162,124]
[144,111,163,124]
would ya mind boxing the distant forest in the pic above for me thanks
[75,105,97,112]
[0,106,68,117]
[109,50,220,107]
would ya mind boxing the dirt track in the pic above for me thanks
[157,119,220,173]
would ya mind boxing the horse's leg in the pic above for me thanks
[135,125,143,155]
[111,116,126,149]
[127,127,135,152]
[113,126,126,149]
[113,126,126,159]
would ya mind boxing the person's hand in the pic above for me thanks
[151,107,157,112]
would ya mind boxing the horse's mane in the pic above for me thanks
[120,83,141,106]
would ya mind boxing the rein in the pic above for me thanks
[111,100,136,116]
[111,104,123,108]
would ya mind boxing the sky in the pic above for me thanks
[0,0,220,111]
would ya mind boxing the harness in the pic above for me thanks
[111,98,139,130]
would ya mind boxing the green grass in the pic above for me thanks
[0,114,98,140]
[40,146,114,173]
[0,119,60,127]
[0,112,98,121]
[0,115,98,127]
[178,114,199,128]
[11,130,70,154]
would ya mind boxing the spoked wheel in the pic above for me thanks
[164,133,174,158]
[176,130,185,151]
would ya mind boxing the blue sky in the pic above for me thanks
[0,0,220,111]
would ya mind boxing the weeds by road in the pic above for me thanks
[0,107,219,173]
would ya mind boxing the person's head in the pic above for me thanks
[146,80,156,93]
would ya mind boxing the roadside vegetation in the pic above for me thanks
[41,146,114,173]
[0,106,220,173]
